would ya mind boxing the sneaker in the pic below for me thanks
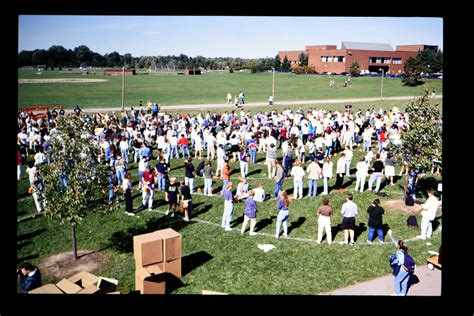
[249,232,257,236]
[316,240,321,244]
[379,240,384,244]
[165,210,169,215]
[350,241,355,245]
[225,227,232,231]
[416,235,426,240]
[148,208,153,211]
[283,234,288,239]
[366,240,372,244]
[275,234,279,239]
[171,212,175,217]
[241,231,244,235]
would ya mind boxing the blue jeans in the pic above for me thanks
[222,200,234,229]
[274,182,283,197]
[171,145,179,159]
[276,210,289,237]
[325,146,332,157]
[181,145,191,159]
[60,174,68,192]
[364,140,371,152]
[157,174,166,191]
[394,269,411,295]
[368,172,383,192]
[293,179,303,199]
[116,167,126,186]
[308,179,318,197]
[249,148,257,164]
[105,147,111,162]
[378,141,383,154]
[367,226,384,242]
[121,149,129,164]
[108,185,115,202]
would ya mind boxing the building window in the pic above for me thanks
[369,57,377,63]
[393,58,402,64]
[334,56,345,62]
[327,56,333,62]
[321,56,328,62]
[382,57,391,64]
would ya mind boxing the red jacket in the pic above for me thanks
[178,137,189,146]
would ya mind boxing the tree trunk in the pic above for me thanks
[72,225,78,260]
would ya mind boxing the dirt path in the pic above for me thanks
[64,95,442,113]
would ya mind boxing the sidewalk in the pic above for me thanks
[66,95,442,113]
[321,265,441,296]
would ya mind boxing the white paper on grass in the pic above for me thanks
[427,250,439,255]
[257,244,276,253]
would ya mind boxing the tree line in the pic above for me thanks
[18,44,292,73]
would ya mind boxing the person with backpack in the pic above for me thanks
[387,229,416,296]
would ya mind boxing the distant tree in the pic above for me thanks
[37,115,117,260]
[74,45,93,67]
[349,60,361,76]
[105,51,122,67]
[281,55,291,71]
[417,48,443,73]
[18,50,34,67]
[394,96,442,171]
[402,56,424,86]
[298,52,308,67]
[274,54,281,70]
[293,66,316,74]
[31,49,49,67]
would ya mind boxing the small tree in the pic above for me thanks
[401,56,424,86]
[349,60,361,76]
[281,55,291,71]
[298,52,308,67]
[273,54,281,70]
[395,96,442,171]
[37,115,117,260]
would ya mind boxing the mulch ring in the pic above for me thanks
[39,249,109,280]
[382,199,422,213]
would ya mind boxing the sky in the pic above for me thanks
[18,16,443,59]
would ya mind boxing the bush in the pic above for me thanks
[229,68,234,73]
[293,66,316,74]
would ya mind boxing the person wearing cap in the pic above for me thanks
[166,177,179,217]
[179,180,192,221]
[141,165,156,211]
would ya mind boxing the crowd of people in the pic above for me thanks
[17,100,442,295]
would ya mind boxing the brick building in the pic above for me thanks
[279,42,437,74]
[104,68,136,75]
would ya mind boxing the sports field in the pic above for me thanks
[18,69,443,109]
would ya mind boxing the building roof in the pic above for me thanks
[341,41,393,51]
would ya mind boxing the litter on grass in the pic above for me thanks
[257,244,276,253]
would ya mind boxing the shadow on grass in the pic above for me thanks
[171,164,185,171]
[416,176,440,199]
[432,216,442,232]
[354,222,367,242]
[17,191,31,200]
[166,272,186,293]
[288,216,306,235]
[18,228,47,242]
[255,215,276,232]
[331,224,342,241]
[106,214,194,253]
[17,241,31,251]
[182,250,214,277]
[193,203,213,216]
[231,215,244,228]
[246,169,262,177]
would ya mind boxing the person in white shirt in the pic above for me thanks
[290,159,305,199]
[354,157,369,192]
[307,158,322,197]
[236,177,249,200]
[341,193,358,245]
[343,146,353,176]
[33,149,46,166]
[252,182,267,202]
[335,153,346,191]
[26,162,45,213]
[119,136,129,164]
[417,188,440,240]
[206,132,216,160]
[322,156,333,195]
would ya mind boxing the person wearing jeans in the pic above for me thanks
[387,230,414,296]
[368,154,384,192]
[203,161,214,196]
[275,190,291,239]
[306,158,321,197]
[366,199,385,244]
[417,188,440,240]
[274,160,284,197]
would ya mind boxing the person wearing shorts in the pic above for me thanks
[341,193,358,244]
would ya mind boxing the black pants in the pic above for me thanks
[125,190,133,212]
[335,174,344,189]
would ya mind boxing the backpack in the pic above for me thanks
[403,251,416,272]
[405,194,414,206]
[407,215,418,228]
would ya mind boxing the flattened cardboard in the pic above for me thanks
[29,284,64,294]
[56,278,83,294]
[67,271,100,288]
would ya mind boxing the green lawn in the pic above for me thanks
[18,70,443,109]
[17,139,442,294]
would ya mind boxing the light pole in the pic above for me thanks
[379,68,384,100]
[121,66,125,112]
[272,67,275,98]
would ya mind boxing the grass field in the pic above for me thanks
[18,70,443,109]
[17,140,442,294]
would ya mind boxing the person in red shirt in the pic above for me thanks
[177,134,191,159]
[221,159,232,194]
[141,166,156,210]
[378,127,387,154]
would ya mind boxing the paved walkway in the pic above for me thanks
[321,265,441,296]
[67,95,442,113]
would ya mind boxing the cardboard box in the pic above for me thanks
[135,264,166,294]
[56,278,83,294]
[164,257,182,278]
[133,232,164,267]
[77,284,100,294]
[97,276,118,293]
[154,228,182,261]
[29,284,64,294]
[68,271,100,288]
